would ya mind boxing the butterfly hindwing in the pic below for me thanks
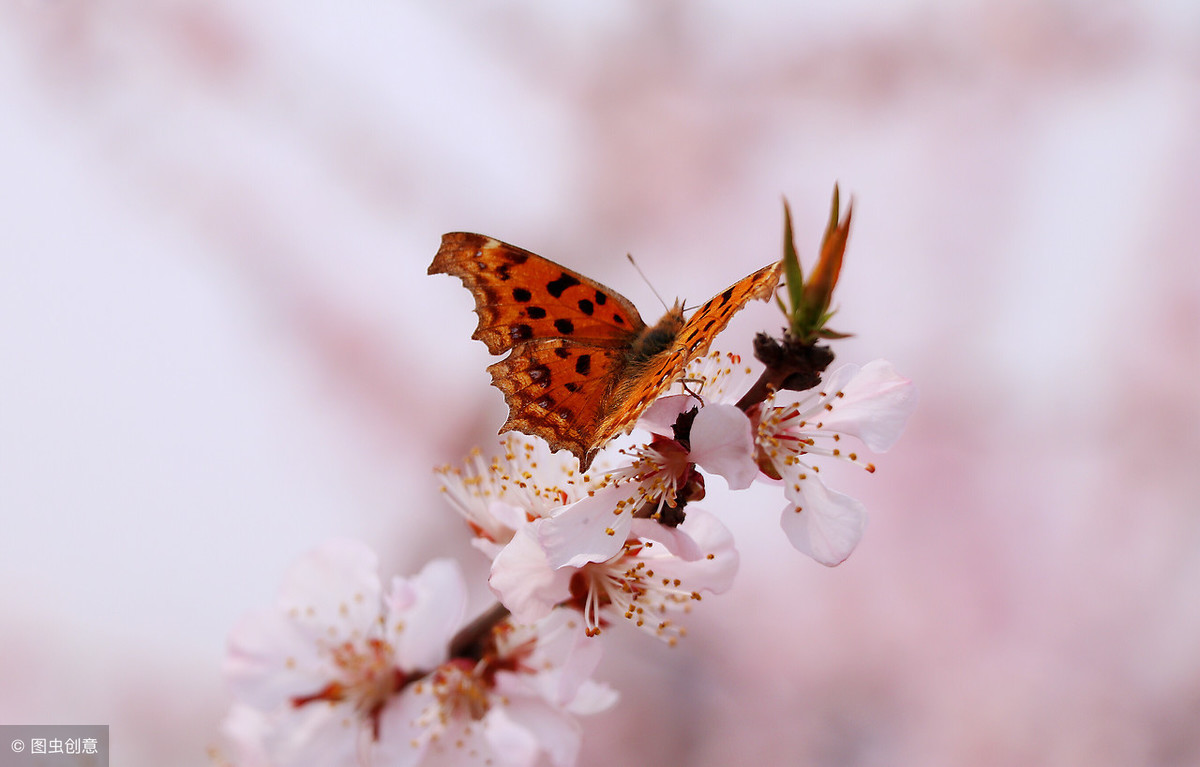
[487,339,627,468]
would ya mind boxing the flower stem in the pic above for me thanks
[734,333,835,411]
[448,602,511,661]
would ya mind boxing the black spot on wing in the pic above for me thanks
[528,364,552,388]
[547,273,581,299]
[565,382,579,393]
[554,347,571,359]
[594,291,607,305]
[554,318,575,335]
[513,287,532,302]
[527,306,547,319]
[577,299,594,315]
[575,355,591,375]
[511,324,533,341]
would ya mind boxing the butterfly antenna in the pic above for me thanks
[626,253,671,312]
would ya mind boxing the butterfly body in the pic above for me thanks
[430,232,781,470]
[628,305,685,360]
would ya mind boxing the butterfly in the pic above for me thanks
[429,232,782,470]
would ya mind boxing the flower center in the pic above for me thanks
[606,436,701,524]
[291,637,405,740]
[567,541,698,644]
[427,661,492,722]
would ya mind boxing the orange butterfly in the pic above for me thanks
[430,233,782,470]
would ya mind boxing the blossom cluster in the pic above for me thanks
[215,350,914,767]
[220,542,616,767]
[214,196,917,766]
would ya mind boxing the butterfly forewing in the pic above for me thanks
[674,260,782,358]
[429,233,646,354]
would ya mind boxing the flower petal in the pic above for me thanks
[488,499,532,534]
[386,558,468,672]
[276,539,383,638]
[688,404,759,489]
[630,517,702,561]
[225,608,329,707]
[638,394,697,435]
[516,610,608,707]
[373,687,436,766]
[818,360,918,452]
[564,678,620,716]
[488,700,576,767]
[536,483,638,569]
[219,703,276,767]
[482,705,543,767]
[490,524,573,624]
[226,539,383,706]
[779,475,867,566]
[634,509,740,594]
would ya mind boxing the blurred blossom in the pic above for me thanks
[224,542,468,763]
[223,540,614,767]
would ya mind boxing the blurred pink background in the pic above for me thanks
[2,2,1198,765]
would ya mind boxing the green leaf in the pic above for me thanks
[824,185,841,244]
[781,198,805,331]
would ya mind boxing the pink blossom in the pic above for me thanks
[223,539,613,766]
[224,540,467,763]
[494,508,738,644]
[433,434,591,558]
[757,360,917,565]
[376,612,616,767]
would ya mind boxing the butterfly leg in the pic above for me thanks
[679,377,706,405]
